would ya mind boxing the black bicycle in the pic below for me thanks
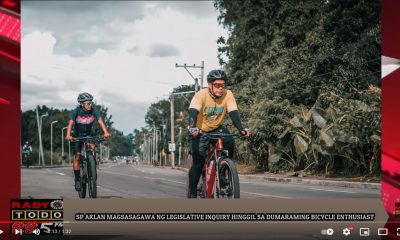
[72,136,104,199]
[23,152,31,168]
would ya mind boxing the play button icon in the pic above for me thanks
[0,229,3,234]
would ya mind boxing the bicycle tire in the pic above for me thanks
[200,171,206,198]
[218,157,240,199]
[78,164,87,199]
[87,154,97,198]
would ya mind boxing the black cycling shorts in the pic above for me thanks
[72,141,84,155]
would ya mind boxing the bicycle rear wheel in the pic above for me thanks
[218,158,240,199]
[87,154,97,198]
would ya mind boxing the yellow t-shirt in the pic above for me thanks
[189,88,238,132]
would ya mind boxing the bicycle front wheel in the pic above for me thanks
[218,158,240,199]
[78,166,87,199]
[87,154,97,198]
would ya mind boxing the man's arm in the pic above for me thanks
[98,119,111,138]
[226,91,250,137]
[93,107,111,138]
[228,110,244,131]
[188,108,200,136]
[66,120,74,141]
[188,90,204,136]
[228,110,251,137]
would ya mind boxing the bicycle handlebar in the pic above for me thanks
[189,128,246,139]
[201,132,242,138]
[71,136,106,142]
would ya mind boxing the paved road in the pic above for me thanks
[21,162,380,199]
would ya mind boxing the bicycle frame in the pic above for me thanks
[80,140,96,160]
[203,137,229,198]
[23,152,30,167]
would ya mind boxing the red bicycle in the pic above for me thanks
[188,130,242,199]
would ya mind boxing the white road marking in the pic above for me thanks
[307,187,356,194]
[56,172,66,176]
[100,170,185,186]
[242,191,292,199]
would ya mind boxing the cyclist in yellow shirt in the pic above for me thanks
[187,69,250,198]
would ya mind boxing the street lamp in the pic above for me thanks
[61,127,67,166]
[39,113,48,166]
[50,120,58,166]
[153,125,156,165]
[156,129,161,165]
[162,123,167,166]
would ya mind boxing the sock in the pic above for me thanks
[74,170,80,180]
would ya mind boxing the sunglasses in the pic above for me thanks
[82,101,94,106]
[212,83,225,89]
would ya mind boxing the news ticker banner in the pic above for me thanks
[61,199,394,237]
[10,199,63,236]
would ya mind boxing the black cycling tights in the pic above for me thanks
[188,126,234,195]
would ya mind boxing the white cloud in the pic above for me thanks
[21,1,229,134]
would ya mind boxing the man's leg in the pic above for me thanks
[188,136,207,198]
[72,141,83,191]
[219,126,235,159]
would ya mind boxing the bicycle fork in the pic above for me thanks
[205,160,217,198]
[205,138,224,198]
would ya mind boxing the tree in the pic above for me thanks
[214,0,381,176]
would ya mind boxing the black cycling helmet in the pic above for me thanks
[77,92,94,103]
[207,69,227,83]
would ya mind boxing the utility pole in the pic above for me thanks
[170,94,175,168]
[149,137,152,164]
[68,141,71,165]
[156,129,161,165]
[163,123,167,166]
[61,127,67,166]
[175,61,205,92]
[145,138,147,163]
[150,135,153,165]
[39,113,48,166]
[146,135,151,165]
[167,90,195,168]
[178,126,182,166]
[153,125,156,165]
[50,120,58,166]
[36,107,48,166]
[36,108,41,166]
